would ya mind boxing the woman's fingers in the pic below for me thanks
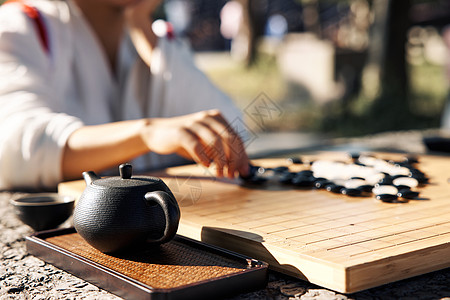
[178,127,212,167]
[186,121,227,177]
[204,111,248,178]
[191,110,248,178]
[143,110,250,178]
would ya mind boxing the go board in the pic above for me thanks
[58,151,450,293]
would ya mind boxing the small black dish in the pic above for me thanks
[423,136,450,153]
[11,193,75,231]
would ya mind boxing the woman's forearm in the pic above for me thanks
[61,119,149,181]
[62,110,250,182]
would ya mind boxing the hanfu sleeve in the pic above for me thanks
[0,3,82,189]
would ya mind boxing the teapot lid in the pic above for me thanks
[91,163,163,188]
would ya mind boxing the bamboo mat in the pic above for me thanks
[45,233,249,289]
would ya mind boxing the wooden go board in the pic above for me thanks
[58,151,450,293]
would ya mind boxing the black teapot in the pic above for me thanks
[73,163,180,253]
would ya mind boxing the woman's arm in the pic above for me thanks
[62,110,249,181]
[62,119,149,181]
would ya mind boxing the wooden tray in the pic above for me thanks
[58,151,450,293]
[26,228,268,300]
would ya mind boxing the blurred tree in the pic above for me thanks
[301,0,321,36]
[236,0,268,66]
[360,0,412,131]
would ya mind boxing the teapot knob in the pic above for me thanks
[119,163,132,179]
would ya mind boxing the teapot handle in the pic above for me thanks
[144,191,180,244]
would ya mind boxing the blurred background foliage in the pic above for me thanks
[2,0,449,137]
[161,0,450,137]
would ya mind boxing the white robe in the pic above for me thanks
[0,0,242,189]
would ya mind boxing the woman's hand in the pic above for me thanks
[142,110,250,178]
[124,0,163,66]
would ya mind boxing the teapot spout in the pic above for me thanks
[82,171,101,185]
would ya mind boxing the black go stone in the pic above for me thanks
[413,175,429,184]
[392,174,409,180]
[377,176,394,185]
[244,176,268,184]
[326,184,345,194]
[376,193,399,203]
[357,185,373,193]
[287,157,303,164]
[314,179,333,189]
[279,172,296,184]
[341,188,362,197]
[256,166,270,175]
[296,170,313,177]
[240,164,267,184]
[394,184,411,191]
[404,155,419,165]
[240,164,260,179]
[313,177,328,183]
[347,152,360,160]
[292,175,316,187]
[409,169,429,183]
[409,172,429,184]
[397,189,420,199]
[409,168,424,176]
[272,166,290,174]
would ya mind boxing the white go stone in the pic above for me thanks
[393,177,419,188]
[312,160,347,180]
[373,160,391,173]
[333,179,347,186]
[345,179,366,189]
[388,166,411,176]
[366,173,386,185]
[372,185,398,195]
[358,156,378,166]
